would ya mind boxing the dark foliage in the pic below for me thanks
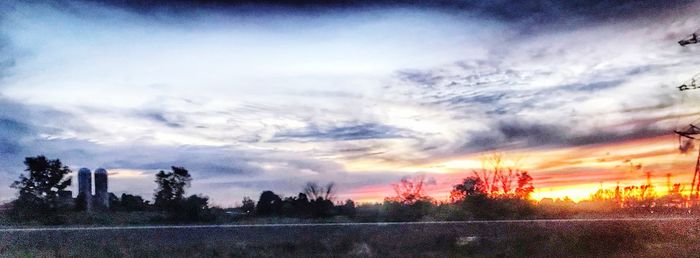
[255,191,283,216]
[152,166,215,222]
[240,196,255,215]
[111,194,151,212]
[383,199,433,222]
[154,166,192,212]
[339,199,356,218]
[449,175,535,220]
[251,186,354,218]
[9,156,72,220]
[173,195,215,222]
[74,192,89,212]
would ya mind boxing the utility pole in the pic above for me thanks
[675,124,700,199]
[676,31,700,203]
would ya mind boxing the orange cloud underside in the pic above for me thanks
[344,134,699,203]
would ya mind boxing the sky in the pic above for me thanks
[1,0,700,206]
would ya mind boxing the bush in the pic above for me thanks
[459,195,535,220]
[383,200,434,222]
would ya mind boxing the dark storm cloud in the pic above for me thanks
[80,0,692,22]
[463,119,671,152]
[463,120,565,151]
[0,118,29,155]
[566,126,670,146]
[274,122,409,142]
[0,98,40,156]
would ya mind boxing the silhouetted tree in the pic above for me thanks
[280,193,311,217]
[383,198,434,222]
[339,199,356,218]
[515,172,535,199]
[241,196,255,214]
[176,195,214,222]
[386,175,432,205]
[10,156,72,219]
[467,154,535,199]
[310,198,334,218]
[304,182,336,201]
[382,175,435,221]
[154,166,191,212]
[450,155,537,220]
[256,191,282,216]
[450,177,487,203]
[116,194,150,211]
[109,193,120,209]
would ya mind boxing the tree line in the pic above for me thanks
[8,154,691,225]
[6,156,214,223]
[4,155,359,224]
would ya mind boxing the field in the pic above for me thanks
[2,219,700,257]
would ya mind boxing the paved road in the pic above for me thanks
[1,217,697,232]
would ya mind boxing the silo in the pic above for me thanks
[94,168,109,209]
[77,168,92,211]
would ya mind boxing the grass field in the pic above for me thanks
[1,219,700,257]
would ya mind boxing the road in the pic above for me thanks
[0,217,697,232]
[2,218,699,257]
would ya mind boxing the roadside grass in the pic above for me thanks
[1,220,700,257]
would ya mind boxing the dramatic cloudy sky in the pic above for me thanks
[2,0,700,205]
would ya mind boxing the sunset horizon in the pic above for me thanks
[1,0,700,208]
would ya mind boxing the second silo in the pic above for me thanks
[77,168,92,211]
[94,168,109,209]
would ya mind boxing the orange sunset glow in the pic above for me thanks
[345,134,698,203]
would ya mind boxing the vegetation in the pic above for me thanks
[8,156,72,222]
[3,154,700,226]
[251,182,353,219]
[1,220,697,257]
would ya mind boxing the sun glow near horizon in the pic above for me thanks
[341,134,699,203]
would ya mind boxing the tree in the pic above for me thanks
[283,193,311,217]
[470,154,534,199]
[256,191,282,216]
[154,166,191,212]
[240,196,255,214]
[10,155,72,218]
[178,195,213,222]
[449,154,537,219]
[303,182,336,201]
[386,175,432,205]
[450,176,487,203]
[340,199,357,218]
[117,194,150,211]
[515,172,534,199]
[382,175,434,221]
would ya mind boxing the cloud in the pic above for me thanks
[2,0,700,205]
[141,112,184,128]
[0,118,29,155]
[82,0,692,25]
[463,119,672,152]
[273,122,409,142]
